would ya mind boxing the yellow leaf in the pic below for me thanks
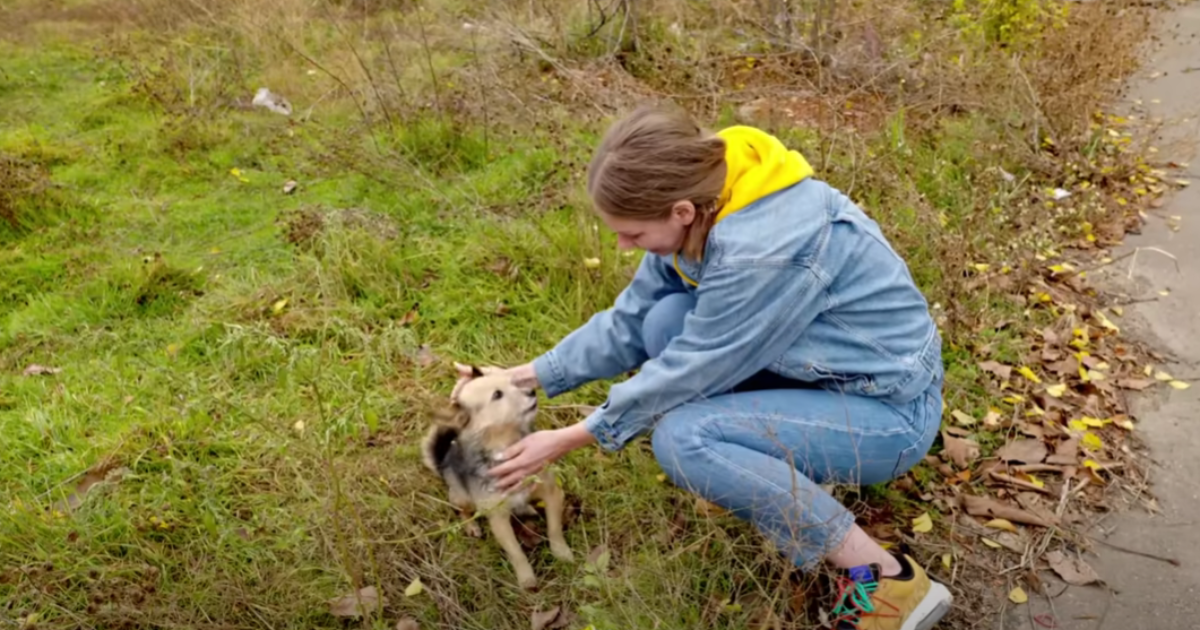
[272,298,288,314]
[1009,587,1029,604]
[1144,365,1154,376]
[1068,419,1089,432]
[1169,380,1191,390]
[405,577,424,597]
[1080,416,1110,428]
[1026,474,1045,489]
[1093,310,1120,333]
[1025,404,1045,418]
[985,518,1018,533]
[1155,371,1174,381]
[1017,366,1042,384]
[1111,307,1124,316]
[583,257,601,269]
[1083,459,1102,470]
[981,537,1002,549]
[1003,395,1026,404]
[972,263,991,273]
[1115,417,1135,430]
[656,474,667,483]
[911,512,934,534]
[1045,384,1067,398]
[951,410,977,426]
[1082,431,1104,451]
[942,552,952,569]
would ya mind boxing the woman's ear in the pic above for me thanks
[671,200,697,226]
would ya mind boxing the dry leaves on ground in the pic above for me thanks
[1045,550,1103,586]
[328,586,382,618]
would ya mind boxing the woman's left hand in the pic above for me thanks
[490,423,598,491]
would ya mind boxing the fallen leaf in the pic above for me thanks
[1045,383,1067,398]
[50,461,124,513]
[272,298,288,314]
[1009,587,1028,604]
[985,518,1019,533]
[329,586,382,618]
[1018,366,1043,384]
[404,577,424,597]
[1169,380,1191,390]
[941,431,980,468]
[23,364,62,376]
[980,360,1013,380]
[911,512,934,534]
[583,257,601,269]
[1047,437,1079,466]
[292,419,306,435]
[252,87,293,115]
[1081,432,1103,451]
[531,607,562,630]
[415,345,439,367]
[1083,459,1102,471]
[282,180,298,194]
[951,409,977,426]
[996,439,1048,464]
[963,495,1057,527]
[1154,371,1174,381]
[1045,550,1102,586]
[229,167,249,183]
[395,618,420,630]
[1093,310,1120,333]
[586,544,611,572]
[1114,417,1135,431]
[1116,378,1154,391]
[942,553,952,569]
[982,537,1003,549]
[982,408,1003,429]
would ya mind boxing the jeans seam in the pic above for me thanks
[683,414,858,570]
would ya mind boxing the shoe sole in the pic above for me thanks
[902,581,952,630]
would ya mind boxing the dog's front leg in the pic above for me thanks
[535,474,574,562]
[486,507,537,590]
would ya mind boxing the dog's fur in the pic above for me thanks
[421,365,573,590]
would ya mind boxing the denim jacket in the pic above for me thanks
[532,177,943,451]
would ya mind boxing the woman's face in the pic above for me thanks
[598,201,695,257]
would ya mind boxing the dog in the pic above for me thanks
[421,364,574,590]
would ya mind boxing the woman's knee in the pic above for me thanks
[642,292,696,358]
[651,411,709,480]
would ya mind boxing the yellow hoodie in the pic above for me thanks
[674,126,815,285]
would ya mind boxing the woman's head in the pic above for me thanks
[587,104,727,259]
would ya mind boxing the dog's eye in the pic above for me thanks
[492,390,503,401]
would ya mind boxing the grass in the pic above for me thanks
[0,0,1159,627]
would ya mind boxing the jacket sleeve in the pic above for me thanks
[582,260,827,451]
[533,253,686,398]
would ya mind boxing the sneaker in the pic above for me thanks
[831,553,952,630]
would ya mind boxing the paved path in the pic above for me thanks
[1003,3,1200,629]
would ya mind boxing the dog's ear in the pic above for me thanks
[434,401,470,429]
[454,362,484,379]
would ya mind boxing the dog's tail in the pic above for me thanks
[421,423,459,473]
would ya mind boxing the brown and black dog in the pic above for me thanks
[421,365,574,589]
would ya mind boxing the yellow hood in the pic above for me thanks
[714,126,814,222]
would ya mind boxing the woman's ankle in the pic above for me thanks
[827,524,904,577]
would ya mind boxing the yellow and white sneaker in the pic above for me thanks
[832,553,952,630]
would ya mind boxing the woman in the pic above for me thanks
[477,104,950,630]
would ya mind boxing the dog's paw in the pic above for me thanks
[517,571,538,591]
[550,542,575,563]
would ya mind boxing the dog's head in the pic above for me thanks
[441,365,538,434]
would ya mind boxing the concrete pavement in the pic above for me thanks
[1001,3,1200,629]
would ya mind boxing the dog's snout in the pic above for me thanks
[523,389,536,398]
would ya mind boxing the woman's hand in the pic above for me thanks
[490,422,597,491]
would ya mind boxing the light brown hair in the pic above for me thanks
[587,103,727,261]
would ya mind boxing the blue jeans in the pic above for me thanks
[645,293,942,570]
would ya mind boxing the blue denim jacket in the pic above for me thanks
[532,177,942,451]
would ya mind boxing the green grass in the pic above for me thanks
[0,0,1146,626]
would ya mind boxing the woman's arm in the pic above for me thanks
[531,253,686,397]
[583,260,826,451]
